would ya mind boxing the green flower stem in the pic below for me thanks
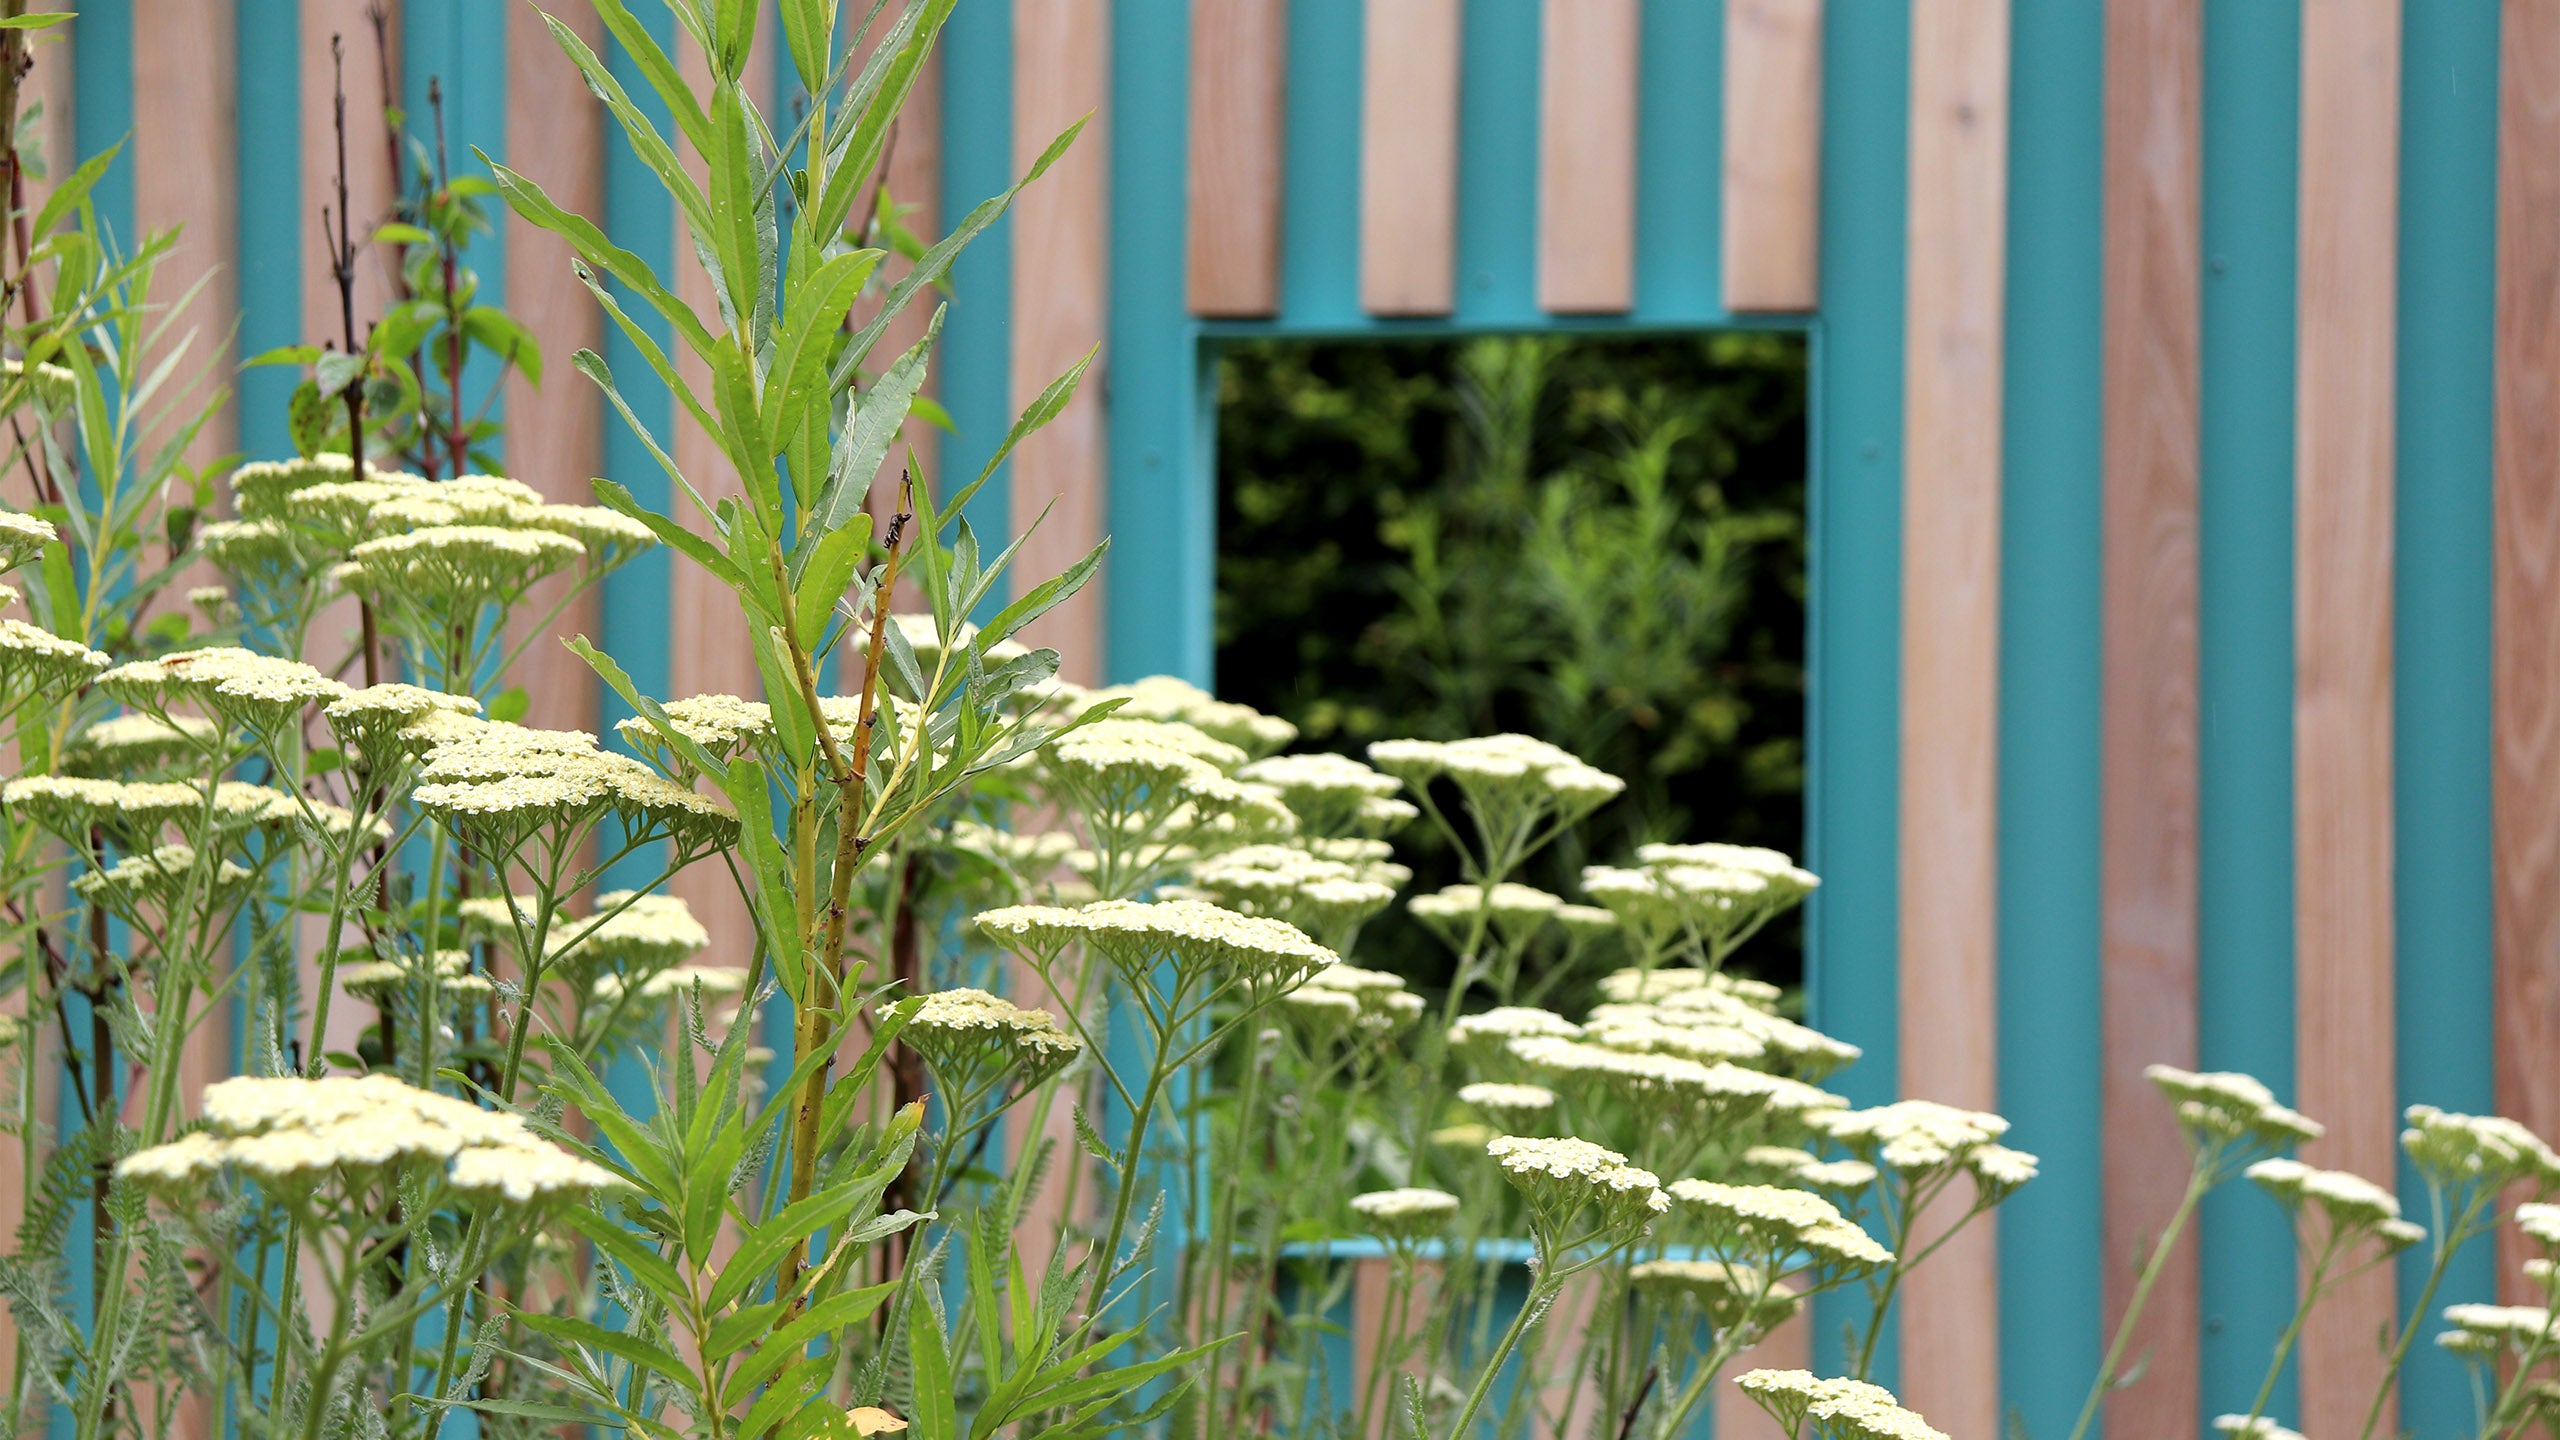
[1088,1000,1188,1318]
[2359,1181,2493,1440]
[2239,1226,2350,1431]
[296,1228,367,1440]
[1355,1249,1421,1440]
[1200,1034,1270,1435]
[2066,1154,2213,1440]
[1444,1270,1565,1440]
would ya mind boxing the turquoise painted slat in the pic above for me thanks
[1996,1,2104,1437]
[1106,0,1202,683]
[1277,0,1362,327]
[403,0,510,451]
[2197,0,2302,1428]
[941,0,1014,593]
[1452,0,1538,327]
[1805,0,1907,1388]
[2393,5,2500,1434]
[1635,0,1720,317]
[71,6,131,245]
[238,0,302,466]
[594,1,677,883]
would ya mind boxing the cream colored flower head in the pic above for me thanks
[65,714,224,777]
[118,1073,617,1206]
[0,620,110,704]
[548,891,712,972]
[1086,675,1295,755]
[1735,1371,1937,1440]
[1350,1186,1459,1242]
[593,964,750,1004]
[0,506,57,571]
[1670,1180,1892,1270]
[1448,1006,1583,1050]
[1630,1259,1800,1331]
[2149,1064,2324,1149]
[105,647,348,730]
[1811,1101,2011,1174]
[975,898,1336,990]
[2404,1105,2560,1191]
[899,986,1083,1092]
[1459,1081,1557,1123]
[1486,1133,1668,1240]
[73,844,252,909]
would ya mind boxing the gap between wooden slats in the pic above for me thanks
[1897,2,2009,1434]
[1537,0,1636,314]
[665,25,773,994]
[1186,0,1287,317]
[2495,0,2560,1309]
[1721,0,1822,312]
[503,3,606,739]
[2291,4,2401,1434]
[2097,0,2202,1431]
[1359,0,1459,316]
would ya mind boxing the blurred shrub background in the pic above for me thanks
[1214,332,1810,988]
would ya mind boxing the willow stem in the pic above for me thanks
[2067,1156,2213,1440]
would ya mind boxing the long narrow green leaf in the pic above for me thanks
[760,249,881,466]
[525,16,716,246]
[827,118,1084,392]
[516,1314,693,1387]
[590,477,751,593]
[806,306,942,542]
[719,1282,895,1406]
[819,0,956,239]
[945,347,1092,518]
[566,636,732,784]
[484,156,719,364]
[582,0,712,156]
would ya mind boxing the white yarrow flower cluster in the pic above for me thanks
[975,898,1337,990]
[2147,1065,2324,1149]
[117,1074,617,1206]
[2244,1158,2420,1249]
[1349,1186,1460,1242]
[2211,1415,2307,1440]
[2403,1104,2560,1190]
[1735,1370,1947,1440]
[1485,1133,1669,1242]
[1670,1180,1895,1270]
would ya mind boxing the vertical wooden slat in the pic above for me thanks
[1897,2,2008,1435]
[504,4,606,737]
[1721,0,1823,312]
[1720,0,1822,312]
[2293,3,2401,1434]
[1536,0,1636,314]
[1347,1257,1439,1440]
[1008,0,1109,681]
[133,17,239,1437]
[2097,0,2201,1431]
[1185,0,1286,317]
[135,0,239,469]
[1358,0,1458,316]
[849,11,944,627]
[1714,1308,1812,1440]
[2499,0,2560,1307]
[666,27,773,967]
[301,1,401,358]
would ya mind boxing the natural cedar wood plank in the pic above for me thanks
[1529,1268,1607,1438]
[301,0,402,358]
[1186,0,1287,316]
[132,19,239,1436]
[667,25,773,982]
[2097,0,2202,1431]
[1897,2,2009,1434]
[504,2,605,737]
[849,13,943,636]
[1347,1258,1439,1440]
[1359,0,1459,315]
[1537,0,1637,313]
[2495,0,2560,1305]
[1714,1308,1813,1440]
[1009,0,1109,681]
[135,0,239,472]
[1721,0,1823,311]
[2293,2,2401,1433]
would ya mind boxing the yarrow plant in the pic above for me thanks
[6,6,2552,1440]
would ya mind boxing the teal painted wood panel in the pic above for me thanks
[1997,1,2106,1437]
[2393,4,2500,1433]
[2197,1,2304,1429]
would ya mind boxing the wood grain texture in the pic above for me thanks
[1537,0,1637,313]
[1008,0,1109,682]
[503,2,605,737]
[301,0,402,358]
[2495,0,2560,1306]
[1896,3,2009,1434]
[2097,0,2202,1431]
[1358,0,1459,316]
[1713,1308,1811,1440]
[1347,1258,1439,1440]
[1186,0,1287,317]
[2292,3,2401,1433]
[136,0,240,471]
[667,25,773,970]
[1720,0,1823,312]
